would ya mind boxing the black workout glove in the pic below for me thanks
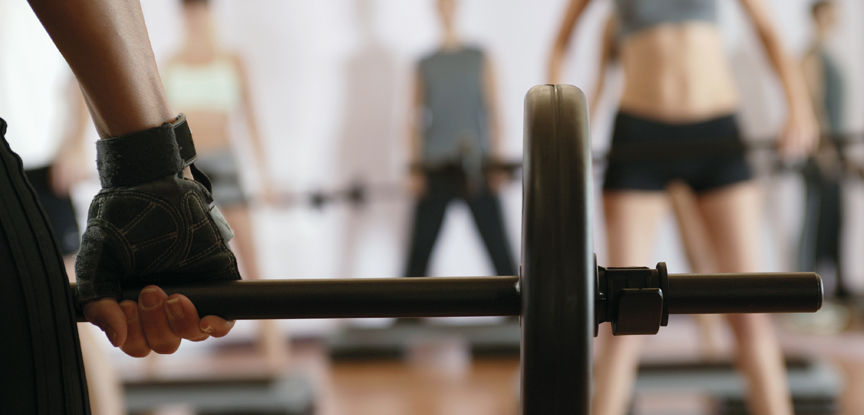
[75,115,241,307]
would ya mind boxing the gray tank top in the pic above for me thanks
[418,47,488,166]
[615,0,718,38]
[821,50,844,134]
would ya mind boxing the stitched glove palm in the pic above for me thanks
[75,117,241,306]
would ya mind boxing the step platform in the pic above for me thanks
[633,357,842,415]
[125,371,315,415]
[327,318,522,360]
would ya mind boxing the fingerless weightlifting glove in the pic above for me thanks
[75,115,241,307]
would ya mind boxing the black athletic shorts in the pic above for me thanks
[24,165,81,256]
[603,112,753,193]
[0,118,90,414]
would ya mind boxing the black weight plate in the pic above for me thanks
[521,84,594,415]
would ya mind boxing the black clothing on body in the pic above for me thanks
[0,118,90,415]
[24,165,81,256]
[404,166,516,278]
[603,112,752,193]
[407,46,515,278]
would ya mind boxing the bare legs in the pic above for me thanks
[595,183,792,415]
[594,191,667,415]
[668,181,723,357]
[698,183,793,415]
[221,205,289,371]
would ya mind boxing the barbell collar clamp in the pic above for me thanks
[596,263,669,336]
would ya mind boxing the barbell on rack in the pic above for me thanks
[70,85,824,415]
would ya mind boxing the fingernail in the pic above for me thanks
[120,302,136,321]
[165,298,184,319]
[104,325,119,347]
[140,288,160,310]
[226,320,236,329]
[201,324,214,333]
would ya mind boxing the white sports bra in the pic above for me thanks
[164,58,241,112]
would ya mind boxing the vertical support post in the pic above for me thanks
[521,84,594,414]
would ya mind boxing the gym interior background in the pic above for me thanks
[2,0,864,414]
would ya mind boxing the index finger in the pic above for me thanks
[83,298,127,347]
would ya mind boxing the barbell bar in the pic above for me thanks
[70,268,821,324]
[69,85,824,415]
[273,132,863,210]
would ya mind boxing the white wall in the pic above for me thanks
[2,0,864,335]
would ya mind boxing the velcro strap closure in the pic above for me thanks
[172,114,198,166]
[96,121,183,188]
[170,114,213,193]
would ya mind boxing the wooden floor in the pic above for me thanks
[325,358,520,415]
[129,313,864,415]
[130,340,520,415]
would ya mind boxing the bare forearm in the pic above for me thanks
[244,98,269,169]
[248,124,268,167]
[409,120,423,164]
[487,111,503,157]
[409,69,425,164]
[759,30,808,112]
[547,0,590,83]
[234,57,268,169]
[66,82,91,149]
[590,16,617,121]
[739,0,810,115]
[407,107,423,164]
[548,45,567,85]
[590,44,612,119]
[483,60,503,156]
[29,0,173,138]
[589,71,606,121]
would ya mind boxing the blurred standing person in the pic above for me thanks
[799,0,848,300]
[24,80,90,272]
[335,0,403,280]
[404,0,516,280]
[548,1,818,414]
[163,0,286,369]
[590,13,726,359]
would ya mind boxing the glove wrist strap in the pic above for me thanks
[170,114,213,192]
[96,118,184,188]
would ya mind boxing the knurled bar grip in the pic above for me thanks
[71,271,822,323]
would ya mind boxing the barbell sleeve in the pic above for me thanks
[71,276,522,322]
[665,272,823,314]
[599,264,823,335]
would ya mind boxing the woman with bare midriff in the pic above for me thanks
[548,1,818,415]
[163,0,287,370]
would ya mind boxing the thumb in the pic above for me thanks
[82,298,128,347]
